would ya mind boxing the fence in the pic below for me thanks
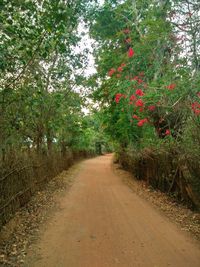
[0,150,93,229]
[118,149,200,209]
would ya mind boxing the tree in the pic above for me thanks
[0,0,96,160]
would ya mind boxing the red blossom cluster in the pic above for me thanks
[137,118,148,127]
[108,68,115,77]
[132,76,143,84]
[108,63,126,77]
[115,93,126,104]
[117,62,126,72]
[165,129,171,136]
[117,66,123,72]
[135,89,145,96]
[129,94,136,103]
[135,99,144,107]
[148,105,156,111]
[111,30,180,134]
[166,83,176,90]
[132,114,139,120]
[191,102,200,115]
[128,47,134,58]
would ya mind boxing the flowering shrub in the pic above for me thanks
[89,0,200,208]
[105,27,199,140]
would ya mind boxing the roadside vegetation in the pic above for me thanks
[87,0,200,208]
[1,0,200,230]
[0,0,108,228]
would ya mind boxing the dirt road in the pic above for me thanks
[25,154,200,267]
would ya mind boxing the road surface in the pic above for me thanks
[25,154,200,267]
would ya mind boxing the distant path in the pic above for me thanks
[25,154,200,267]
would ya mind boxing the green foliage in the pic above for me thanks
[0,0,99,159]
[88,0,200,154]
[1,0,200,162]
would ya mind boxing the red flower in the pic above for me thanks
[128,47,134,58]
[137,78,143,84]
[117,66,123,72]
[135,89,144,96]
[108,68,115,77]
[137,118,148,127]
[191,102,200,110]
[121,63,126,67]
[165,129,171,136]
[132,76,143,84]
[194,109,200,115]
[130,94,136,101]
[135,99,144,107]
[115,93,125,104]
[132,115,139,120]
[137,121,144,127]
[166,83,176,90]
[148,105,156,111]
[191,102,200,115]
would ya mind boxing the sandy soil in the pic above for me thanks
[24,154,200,267]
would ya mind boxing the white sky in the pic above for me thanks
[77,23,97,77]
[75,0,105,77]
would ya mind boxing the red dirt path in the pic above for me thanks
[25,154,200,267]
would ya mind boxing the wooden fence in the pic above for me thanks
[118,149,200,209]
[0,150,93,229]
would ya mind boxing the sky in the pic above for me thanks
[75,0,105,77]
[77,23,97,77]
